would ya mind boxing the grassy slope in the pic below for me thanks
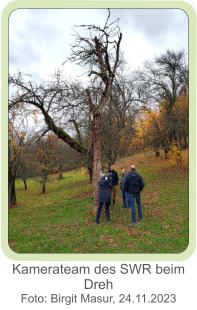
[9,151,189,254]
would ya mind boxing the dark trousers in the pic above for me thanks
[95,202,110,223]
[121,189,127,208]
[127,193,142,223]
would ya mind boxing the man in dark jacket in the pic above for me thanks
[95,172,113,224]
[108,165,119,205]
[120,168,128,208]
[124,164,145,226]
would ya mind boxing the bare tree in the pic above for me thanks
[8,103,32,207]
[100,72,138,168]
[9,72,88,155]
[67,10,122,209]
[9,10,122,211]
[135,49,188,157]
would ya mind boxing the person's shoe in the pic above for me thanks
[107,221,111,224]
[94,222,99,225]
[138,218,143,222]
[129,222,137,227]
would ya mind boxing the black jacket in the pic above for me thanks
[108,169,119,186]
[124,171,145,194]
[98,176,113,203]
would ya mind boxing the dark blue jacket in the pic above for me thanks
[124,171,145,194]
[98,176,113,203]
[108,169,119,186]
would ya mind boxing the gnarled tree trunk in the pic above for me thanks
[8,171,17,208]
[23,178,27,190]
[92,114,103,212]
[42,182,46,194]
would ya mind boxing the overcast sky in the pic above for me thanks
[9,8,188,83]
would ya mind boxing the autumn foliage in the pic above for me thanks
[129,94,188,161]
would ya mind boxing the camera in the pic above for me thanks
[106,172,113,181]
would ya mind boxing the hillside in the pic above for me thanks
[9,151,189,254]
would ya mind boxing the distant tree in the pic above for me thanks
[52,135,85,178]
[136,49,188,157]
[8,103,32,207]
[171,94,189,149]
[131,93,189,157]
[17,141,32,190]
[100,71,139,167]
[35,135,58,194]
[130,109,160,155]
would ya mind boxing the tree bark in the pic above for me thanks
[42,182,46,194]
[23,178,27,190]
[8,172,17,208]
[92,114,103,212]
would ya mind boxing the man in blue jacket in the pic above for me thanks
[124,164,145,226]
[95,172,113,224]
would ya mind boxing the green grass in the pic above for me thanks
[9,152,189,254]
